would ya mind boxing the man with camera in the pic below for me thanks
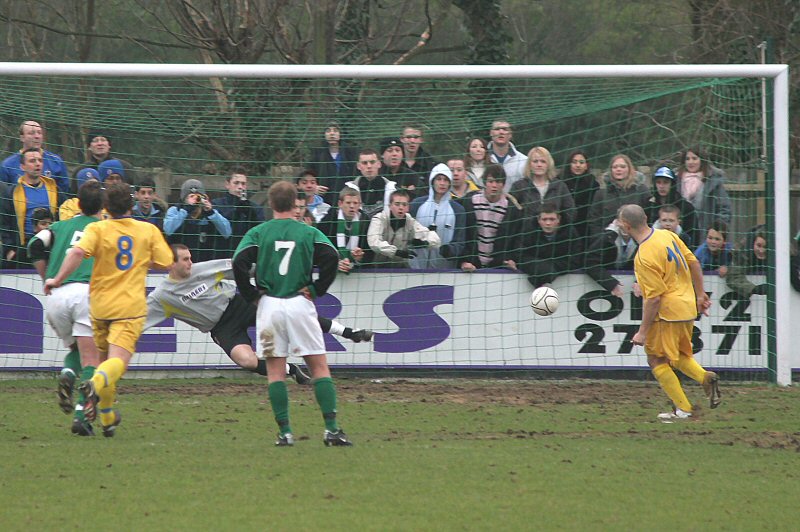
[212,169,264,254]
[164,178,231,262]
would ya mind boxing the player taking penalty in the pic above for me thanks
[45,182,173,436]
[233,180,352,447]
[618,204,721,422]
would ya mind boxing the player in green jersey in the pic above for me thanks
[28,180,104,436]
[233,181,352,447]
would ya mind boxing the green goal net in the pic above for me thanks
[0,65,791,384]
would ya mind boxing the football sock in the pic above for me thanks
[63,348,82,375]
[98,382,117,426]
[313,377,339,431]
[92,358,125,392]
[268,381,291,435]
[673,355,706,384]
[255,359,267,376]
[653,364,692,412]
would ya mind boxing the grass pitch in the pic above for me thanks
[1,377,798,530]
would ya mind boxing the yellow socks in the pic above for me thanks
[98,382,117,426]
[92,358,126,392]
[673,355,707,384]
[92,358,125,425]
[652,364,692,412]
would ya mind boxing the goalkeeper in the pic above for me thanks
[145,244,372,383]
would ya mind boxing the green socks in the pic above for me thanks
[268,381,291,435]
[313,377,339,432]
[62,348,82,375]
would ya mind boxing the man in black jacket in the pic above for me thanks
[516,204,582,288]
[212,169,264,255]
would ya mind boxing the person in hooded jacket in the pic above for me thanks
[409,163,467,270]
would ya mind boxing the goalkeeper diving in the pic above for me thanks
[145,244,373,383]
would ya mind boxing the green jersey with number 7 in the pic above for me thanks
[233,218,337,299]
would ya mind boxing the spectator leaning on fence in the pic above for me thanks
[409,163,467,270]
[317,185,372,273]
[460,164,524,272]
[0,147,65,267]
[367,188,439,268]
[725,224,768,299]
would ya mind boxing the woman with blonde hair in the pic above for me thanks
[587,154,650,234]
[510,146,575,236]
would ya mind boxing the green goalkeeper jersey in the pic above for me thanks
[28,215,98,284]
[234,218,335,298]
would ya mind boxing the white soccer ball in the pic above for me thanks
[530,286,559,316]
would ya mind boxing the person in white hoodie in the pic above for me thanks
[487,119,528,192]
[409,163,467,270]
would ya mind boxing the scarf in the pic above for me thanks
[681,172,704,206]
[335,209,360,261]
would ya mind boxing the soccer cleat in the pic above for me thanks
[79,380,99,422]
[275,433,295,447]
[71,417,95,437]
[57,370,76,414]
[702,371,722,409]
[350,329,374,343]
[101,410,122,438]
[323,429,353,447]
[657,408,693,423]
[288,363,312,385]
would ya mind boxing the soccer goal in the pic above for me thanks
[0,63,791,385]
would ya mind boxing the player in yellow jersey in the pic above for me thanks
[617,204,720,422]
[45,183,173,436]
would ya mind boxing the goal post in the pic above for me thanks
[0,62,791,385]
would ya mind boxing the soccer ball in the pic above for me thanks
[530,286,559,316]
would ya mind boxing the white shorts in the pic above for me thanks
[46,282,92,348]
[255,295,325,359]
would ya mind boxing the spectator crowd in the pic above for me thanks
[1,118,797,298]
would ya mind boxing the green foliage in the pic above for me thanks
[1,378,799,530]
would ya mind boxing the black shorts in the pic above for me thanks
[210,294,256,357]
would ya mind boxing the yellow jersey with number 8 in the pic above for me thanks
[634,228,699,322]
[76,217,173,320]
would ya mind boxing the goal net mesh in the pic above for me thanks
[0,74,777,381]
